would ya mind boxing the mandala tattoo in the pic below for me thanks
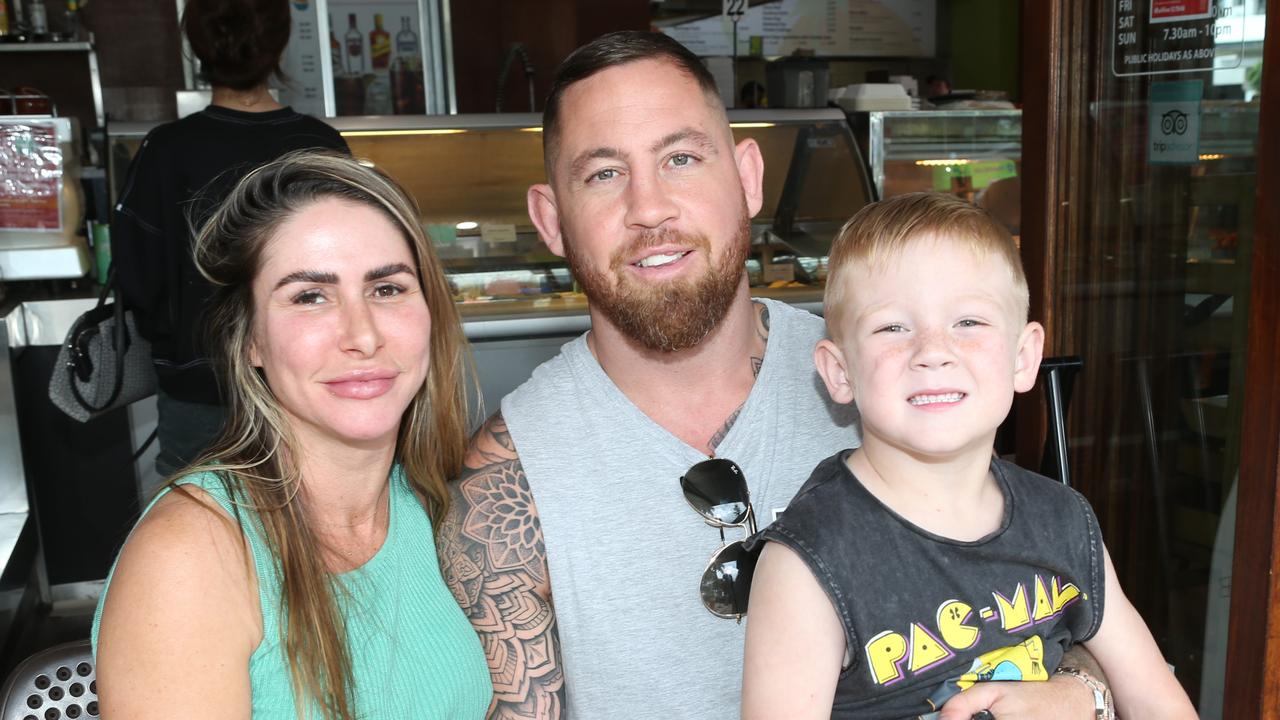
[438,412,565,718]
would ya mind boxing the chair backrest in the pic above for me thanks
[0,639,97,720]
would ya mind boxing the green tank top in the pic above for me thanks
[92,466,493,719]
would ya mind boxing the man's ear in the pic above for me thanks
[814,338,856,406]
[734,138,765,218]
[527,183,565,257]
[1012,321,1046,393]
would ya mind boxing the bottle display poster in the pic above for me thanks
[663,0,935,58]
[0,122,63,232]
[1112,0,1246,76]
[328,0,426,116]
[281,0,326,117]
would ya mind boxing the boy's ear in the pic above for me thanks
[814,338,856,405]
[1012,321,1045,393]
[527,183,565,257]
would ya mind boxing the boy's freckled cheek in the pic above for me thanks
[868,344,912,374]
[953,336,990,353]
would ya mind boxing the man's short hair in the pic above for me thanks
[541,31,723,175]
[824,192,1030,336]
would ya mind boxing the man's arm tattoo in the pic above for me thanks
[1059,644,1110,685]
[439,412,564,719]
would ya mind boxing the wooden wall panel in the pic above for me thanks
[450,0,647,114]
[82,0,183,121]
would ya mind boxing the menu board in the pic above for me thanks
[280,0,326,116]
[1111,0,1245,76]
[663,0,935,58]
[0,121,62,232]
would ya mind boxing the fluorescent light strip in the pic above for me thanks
[915,158,972,167]
[341,129,469,137]
[344,124,773,136]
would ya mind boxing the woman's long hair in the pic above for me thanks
[186,150,471,719]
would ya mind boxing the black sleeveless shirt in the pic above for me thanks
[745,452,1104,719]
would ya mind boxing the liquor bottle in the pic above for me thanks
[329,14,342,75]
[344,13,364,74]
[28,0,47,36]
[365,14,392,113]
[395,15,418,57]
[391,16,425,114]
[370,14,390,71]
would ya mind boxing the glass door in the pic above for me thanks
[1019,1,1272,716]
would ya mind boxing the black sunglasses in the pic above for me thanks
[680,458,759,620]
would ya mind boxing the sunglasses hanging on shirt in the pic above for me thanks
[680,458,759,621]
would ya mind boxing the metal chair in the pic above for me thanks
[0,640,98,719]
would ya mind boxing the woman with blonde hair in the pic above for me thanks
[93,151,492,719]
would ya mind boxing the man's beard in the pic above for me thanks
[564,214,751,353]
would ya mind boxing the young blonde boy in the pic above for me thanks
[741,193,1196,719]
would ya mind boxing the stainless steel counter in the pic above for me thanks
[11,298,99,348]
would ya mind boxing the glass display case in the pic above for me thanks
[108,108,873,326]
[859,109,1023,234]
[108,108,872,412]
[858,103,1253,246]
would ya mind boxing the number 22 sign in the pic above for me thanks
[723,0,746,20]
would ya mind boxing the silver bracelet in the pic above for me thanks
[1054,666,1116,720]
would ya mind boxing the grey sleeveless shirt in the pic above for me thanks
[746,452,1105,718]
[502,299,860,719]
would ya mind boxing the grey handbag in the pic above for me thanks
[49,267,157,422]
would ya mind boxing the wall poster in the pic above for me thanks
[280,0,429,117]
[281,0,326,116]
[0,121,62,232]
[325,0,426,116]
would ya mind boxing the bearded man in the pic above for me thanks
[437,31,854,719]
[436,31,1100,720]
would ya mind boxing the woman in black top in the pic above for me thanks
[114,0,349,478]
